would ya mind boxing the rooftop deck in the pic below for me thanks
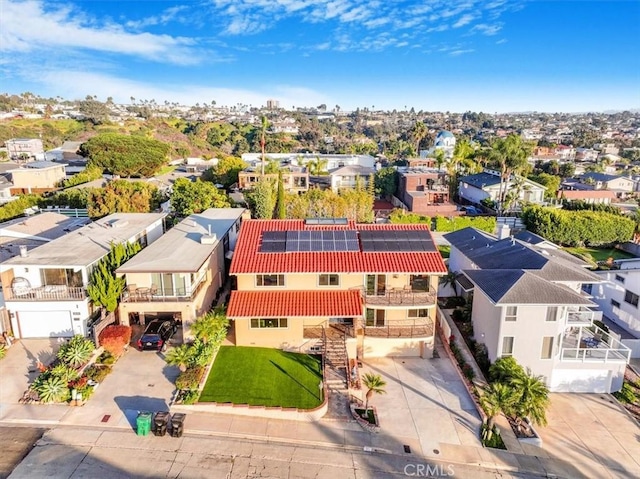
[561,324,631,363]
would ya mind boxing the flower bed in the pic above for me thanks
[350,401,380,433]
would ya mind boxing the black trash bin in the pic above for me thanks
[153,411,170,437]
[171,412,186,437]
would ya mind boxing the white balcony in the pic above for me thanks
[560,324,631,363]
[564,307,602,326]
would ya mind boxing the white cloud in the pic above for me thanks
[472,23,503,36]
[453,14,475,28]
[449,49,474,56]
[0,0,201,64]
[125,5,189,30]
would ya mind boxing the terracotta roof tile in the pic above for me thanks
[230,220,447,274]
[227,290,363,318]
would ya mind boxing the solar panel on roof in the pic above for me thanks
[334,240,347,251]
[286,241,298,252]
[310,230,323,241]
[346,240,359,251]
[262,231,287,242]
[299,241,312,251]
[311,240,323,251]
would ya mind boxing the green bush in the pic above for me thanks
[96,350,116,365]
[84,365,112,383]
[388,210,431,225]
[489,357,525,383]
[481,424,506,449]
[50,364,80,384]
[35,376,70,403]
[58,335,95,367]
[175,366,205,390]
[614,383,638,404]
[180,390,200,405]
[434,215,496,233]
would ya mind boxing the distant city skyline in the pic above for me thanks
[1,0,639,113]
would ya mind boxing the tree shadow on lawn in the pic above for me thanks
[269,361,323,406]
[279,351,323,379]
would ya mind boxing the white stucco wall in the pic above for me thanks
[591,269,640,337]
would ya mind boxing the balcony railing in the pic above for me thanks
[560,323,631,363]
[364,286,437,307]
[5,286,87,301]
[120,280,207,303]
[364,319,434,338]
[565,308,602,325]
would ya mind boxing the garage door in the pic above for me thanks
[18,311,74,338]
[550,369,611,393]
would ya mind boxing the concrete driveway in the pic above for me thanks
[61,345,180,430]
[536,393,640,478]
[361,355,482,458]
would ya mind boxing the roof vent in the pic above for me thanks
[19,245,28,257]
[110,219,129,228]
[200,233,217,244]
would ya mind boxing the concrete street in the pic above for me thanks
[0,426,44,479]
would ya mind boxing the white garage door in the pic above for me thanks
[18,311,74,338]
[550,369,611,393]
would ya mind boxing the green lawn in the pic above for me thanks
[438,244,450,259]
[564,247,636,263]
[155,165,177,176]
[199,346,323,409]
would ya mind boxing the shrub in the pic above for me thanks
[481,424,506,449]
[180,390,200,405]
[84,365,112,383]
[175,366,205,391]
[462,363,476,381]
[96,350,116,365]
[99,325,132,357]
[489,357,525,383]
[69,376,89,390]
[58,335,95,367]
[50,364,80,384]
[36,376,70,403]
[0,345,6,360]
[614,383,638,404]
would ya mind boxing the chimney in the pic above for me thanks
[19,245,28,257]
[498,223,511,240]
[208,224,212,235]
[200,232,217,245]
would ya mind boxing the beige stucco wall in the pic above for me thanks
[10,166,66,188]
[362,336,433,358]
[235,317,304,348]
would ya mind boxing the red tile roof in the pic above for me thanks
[230,220,447,274]
[227,290,363,318]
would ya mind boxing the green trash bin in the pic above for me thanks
[136,411,152,436]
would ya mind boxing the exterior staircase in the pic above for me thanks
[322,326,351,419]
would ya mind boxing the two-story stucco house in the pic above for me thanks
[458,169,546,207]
[116,208,248,340]
[445,227,630,393]
[227,219,447,360]
[0,213,166,339]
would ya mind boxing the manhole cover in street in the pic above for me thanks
[403,445,411,453]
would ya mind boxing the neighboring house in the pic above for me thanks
[4,138,44,161]
[0,175,14,204]
[578,172,635,194]
[7,161,67,194]
[458,169,546,206]
[240,153,375,170]
[591,258,640,338]
[396,166,457,215]
[444,227,630,393]
[46,141,84,162]
[328,165,375,191]
[116,208,248,339]
[422,130,456,159]
[0,213,166,339]
[227,219,447,359]
[238,165,309,193]
[556,189,617,204]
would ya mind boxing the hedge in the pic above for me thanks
[434,215,496,233]
[99,325,132,357]
[521,205,635,246]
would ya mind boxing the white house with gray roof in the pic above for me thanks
[116,208,247,340]
[0,213,166,339]
[444,227,631,393]
[458,169,546,207]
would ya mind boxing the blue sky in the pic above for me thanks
[1,0,639,112]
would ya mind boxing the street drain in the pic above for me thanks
[433,449,440,455]
[403,445,411,453]
[101,415,111,423]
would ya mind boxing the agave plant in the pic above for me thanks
[58,335,95,367]
[36,376,70,403]
[50,364,81,384]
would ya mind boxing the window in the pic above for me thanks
[504,306,517,322]
[250,318,288,329]
[366,308,385,327]
[256,274,285,287]
[615,274,625,284]
[501,337,514,356]
[40,268,83,287]
[541,337,554,359]
[624,290,639,308]
[546,306,557,322]
[319,274,340,286]
[611,299,621,308]
[408,309,429,318]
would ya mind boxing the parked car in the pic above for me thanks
[137,319,177,352]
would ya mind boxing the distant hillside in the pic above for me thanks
[0,118,217,159]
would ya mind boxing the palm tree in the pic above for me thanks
[411,121,428,156]
[480,382,518,436]
[487,135,533,215]
[510,370,550,426]
[191,309,229,344]
[440,270,458,297]
[362,373,387,415]
[165,344,193,372]
[260,115,269,176]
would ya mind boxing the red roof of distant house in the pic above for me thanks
[230,219,447,274]
[557,190,616,200]
[227,290,363,318]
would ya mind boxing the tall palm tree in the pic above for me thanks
[411,121,428,156]
[510,369,550,426]
[487,135,533,215]
[440,270,459,297]
[362,373,387,414]
[260,115,270,176]
[480,382,518,434]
